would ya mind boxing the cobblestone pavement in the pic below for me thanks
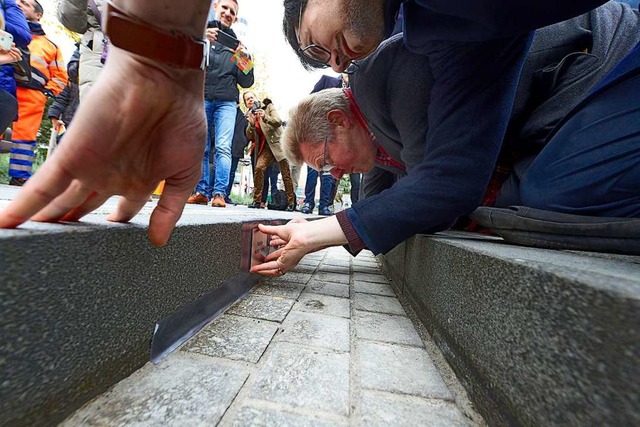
[61,248,481,426]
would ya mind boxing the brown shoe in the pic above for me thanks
[212,194,226,208]
[187,193,208,205]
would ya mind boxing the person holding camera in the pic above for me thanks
[243,91,295,211]
[187,0,254,208]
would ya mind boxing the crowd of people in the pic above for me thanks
[0,0,638,267]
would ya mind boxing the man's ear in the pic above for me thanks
[327,109,348,128]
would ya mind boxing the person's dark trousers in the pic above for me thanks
[318,172,335,211]
[226,155,241,199]
[303,166,319,209]
[350,173,361,205]
[511,42,640,217]
[261,162,279,204]
[0,89,18,135]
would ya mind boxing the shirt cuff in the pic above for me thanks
[336,210,366,256]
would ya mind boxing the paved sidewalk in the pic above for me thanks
[61,248,481,426]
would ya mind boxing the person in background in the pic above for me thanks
[225,104,249,204]
[9,0,67,186]
[47,45,80,143]
[0,0,30,134]
[244,91,296,211]
[187,0,254,208]
[57,0,104,100]
[260,162,279,208]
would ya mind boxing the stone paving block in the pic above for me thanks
[226,294,294,322]
[358,341,452,400]
[353,272,389,284]
[253,281,305,299]
[290,263,317,274]
[271,271,313,285]
[360,391,468,426]
[298,257,321,267]
[249,343,350,416]
[294,293,350,318]
[354,293,406,316]
[355,311,422,347]
[230,405,345,427]
[277,311,350,352]
[181,315,278,363]
[316,264,350,274]
[352,265,381,275]
[61,352,249,426]
[306,279,350,298]
[321,258,351,268]
[313,271,351,284]
[354,281,396,297]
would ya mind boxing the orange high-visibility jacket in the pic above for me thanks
[19,33,68,96]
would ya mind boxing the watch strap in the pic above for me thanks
[104,1,208,70]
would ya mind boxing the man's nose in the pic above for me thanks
[330,169,345,180]
[329,52,349,73]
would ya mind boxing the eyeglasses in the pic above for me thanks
[318,135,335,172]
[296,1,332,67]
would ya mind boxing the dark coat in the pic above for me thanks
[48,49,80,125]
[231,107,248,158]
[347,0,637,254]
[203,21,254,102]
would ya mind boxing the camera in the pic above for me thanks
[249,100,262,114]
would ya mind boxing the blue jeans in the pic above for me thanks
[304,166,336,210]
[501,42,640,217]
[196,100,236,199]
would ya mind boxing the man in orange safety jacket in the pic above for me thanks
[9,0,67,186]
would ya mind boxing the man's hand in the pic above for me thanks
[250,216,348,276]
[205,27,219,43]
[0,48,207,247]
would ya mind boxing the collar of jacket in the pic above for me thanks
[28,21,45,36]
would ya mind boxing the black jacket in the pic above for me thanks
[203,21,254,102]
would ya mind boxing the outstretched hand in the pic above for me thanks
[250,216,349,276]
[0,49,207,247]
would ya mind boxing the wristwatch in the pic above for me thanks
[103,0,209,70]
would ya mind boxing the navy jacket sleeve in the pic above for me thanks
[3,0,31,48]
[347,34,533,254]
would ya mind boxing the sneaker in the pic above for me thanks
[187,193,208,205]
[224,196,233,205]
[286,204,296,212]
[318,207,332,216]
[248,201,261,209]
[300,202,313,214]
[212,194,226,208]
[8,177,27,186]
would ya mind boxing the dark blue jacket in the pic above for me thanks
[0,0,31,97]
[345,0,610,254]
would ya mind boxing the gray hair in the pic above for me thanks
[282,88,350,166]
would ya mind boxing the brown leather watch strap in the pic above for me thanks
[103,0,208,70]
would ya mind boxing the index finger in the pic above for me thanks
[0,160,74,228]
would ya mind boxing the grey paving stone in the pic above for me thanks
[353,272,389,284]
[360,391,468,426]
[352,265,381,275]
[294,293,350,318]
[306,279,350,298]
[355,311,422,347]
[277,311,350,352]
[317,264,350,274]
[358,341,452,400]
[321,258,351,268]
[354,281,396,297]
[181,315,278,363]
[230,405,345,427]
[253,281,305,299]
[271,271,313,285]
[226,294,294,322]
[290,263,317,274]
[61,352,249,426]
[313,271,351,284]
[250,343,350,416]
[354,293,406,316]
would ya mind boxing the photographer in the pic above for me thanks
[244,91,296,211]
[187,0,254,208]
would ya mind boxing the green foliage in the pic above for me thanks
[338,175,351,194]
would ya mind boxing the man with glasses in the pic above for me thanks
[247,0,640,276]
